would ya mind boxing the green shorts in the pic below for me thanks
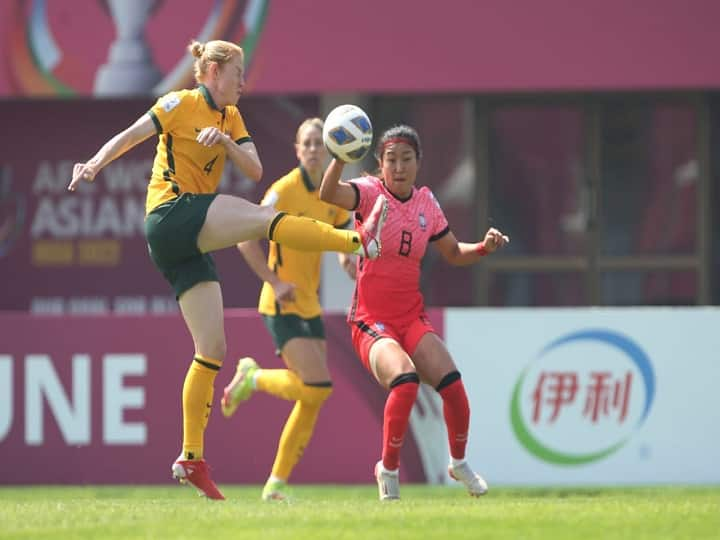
[144,193,219,298]
[262,313,325,354]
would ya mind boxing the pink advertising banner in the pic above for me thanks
[0,0,719,97]
[0,309,444,485]
[0,97,319,313]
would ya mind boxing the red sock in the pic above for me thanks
[439,378,470,460]
[382,377,419,470]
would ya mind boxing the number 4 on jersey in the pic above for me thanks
[204,155,218,174]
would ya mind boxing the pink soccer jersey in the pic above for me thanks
[349,176,449,324]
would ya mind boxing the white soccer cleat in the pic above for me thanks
[448,461,488,497]
[358,194,388,259]
[374,460,400,501]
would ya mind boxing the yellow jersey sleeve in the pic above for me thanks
[228,107,252,144]
[147,90,190,134]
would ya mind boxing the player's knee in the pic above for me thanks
[390,372,420,389]
[198,337,227,364]
[301,382,333,407]
[435,370,462,392]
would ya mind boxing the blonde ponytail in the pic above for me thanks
[188,40,205,59]
[188,39,244,83]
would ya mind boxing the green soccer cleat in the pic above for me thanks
[221,357,259,417]
[261,478,290,502]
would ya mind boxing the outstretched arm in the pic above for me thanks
[433,227,510,266]
[68,114,156,191]
[319,158,357,210]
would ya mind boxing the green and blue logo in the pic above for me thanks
[511,329,655,465]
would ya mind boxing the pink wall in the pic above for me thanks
[1,0,718,96]
[0,310,443,485]
[255,0,720,93]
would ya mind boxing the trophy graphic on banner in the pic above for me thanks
[93,0,163,96]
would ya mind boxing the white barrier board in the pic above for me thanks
[445,308,720,485]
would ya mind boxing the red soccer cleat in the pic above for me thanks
[171,458,225,500]
[357,194,388,259]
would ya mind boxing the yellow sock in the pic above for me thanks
[267,212,361,254]
[256,369,305,401]
[182,354,222,460]
[271,383,332,480]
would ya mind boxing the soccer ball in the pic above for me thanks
[322,104,373,163]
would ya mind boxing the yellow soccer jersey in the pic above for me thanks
[145,85,252,214]
[258,166,352,318]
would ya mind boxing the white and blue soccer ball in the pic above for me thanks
[322,104,373,163]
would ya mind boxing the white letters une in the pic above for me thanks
[0,354,147,445]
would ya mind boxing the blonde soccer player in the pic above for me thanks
[67,40,388,500]
[320,124,509,501]
[222,117,356,501]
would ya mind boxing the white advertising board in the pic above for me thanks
[445,308,720,485]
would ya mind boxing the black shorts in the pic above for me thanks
[144,193,219,298]
[262,313,325,354]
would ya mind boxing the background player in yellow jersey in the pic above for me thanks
[67,40,388,500]
[222,117,355,501]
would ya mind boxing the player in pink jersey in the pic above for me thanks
[320,124,509,500]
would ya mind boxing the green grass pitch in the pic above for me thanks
[1,485,718,539]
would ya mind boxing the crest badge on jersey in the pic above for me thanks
[161,94,181,112]
[419,212,427,231]
[375,322,385,332]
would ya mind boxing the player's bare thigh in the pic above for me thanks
[411,332,457,388]
[197,194,276,253]
[178,281,227,361]
[369,338,416,389]
[281,337,330,383]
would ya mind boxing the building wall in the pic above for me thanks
[1,0,719,98]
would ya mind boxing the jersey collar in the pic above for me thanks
[383,180,414,203]
[198,84,222,112]
[299,164,317,192]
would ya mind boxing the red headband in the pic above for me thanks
[381,137,416,152]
